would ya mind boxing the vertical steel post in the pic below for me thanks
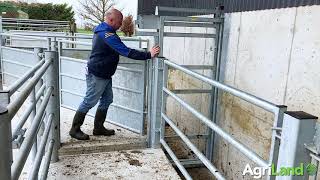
[0,16,3,91]
[268,105,287,180]
[57,41,63,111]
[276,111,317,180]
[147,17,163,147]
[58,41,63,56]
[158,17,165,57]
[206,20,224,161]
[160,61,168,141]
[150,57,164,148]
[141,59,148,135]
[0,16,3,35]
[0,91,12,180]
[150,17,165,147]
[144,41,150,128]
[147,58,154,147]
[53,37,58,52]
[206,23,219,161]
[47,38,52,51]
[45,50,60,162]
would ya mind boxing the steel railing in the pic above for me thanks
[0,17,70,31]
[151,57,287,180]
[0,35,60,180]
[305,145,320,180]
[2,31,149,50]
[309,153,320,180]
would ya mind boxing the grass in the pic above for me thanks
[76,29,125,37]
[77,29,93,34]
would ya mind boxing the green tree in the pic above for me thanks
[18,3,75,22]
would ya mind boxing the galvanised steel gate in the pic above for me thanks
[1,31,150,134]
[0,34,59,180]
[58,40,148,134]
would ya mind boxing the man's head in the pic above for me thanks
[105,8,123,30]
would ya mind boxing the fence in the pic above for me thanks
[0,32,153,179]
[57,39,149,134]
[2,31,149,50]
[0,34,60,180]
[0,29,319,179]
[0,17,70,32]
[150,57,319,180]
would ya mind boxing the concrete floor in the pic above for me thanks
[9,104,179,180]
[48,149,181,180]
[46,108,181,179]
[59,108,147,155]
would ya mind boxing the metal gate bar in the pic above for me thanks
[0,37,60,179]
[150,57,288,179]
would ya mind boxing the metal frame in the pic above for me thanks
[137,14,292,176]
[157,58,288,179]
[157,6,219,15]
[276,112,318,180]
[57,38,149,135]
[138,14,224,164]
[1,18,69,32]
[0,36,60,180]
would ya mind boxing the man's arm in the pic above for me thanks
[100,32,151,60]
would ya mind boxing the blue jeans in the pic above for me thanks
[77,73,113,113]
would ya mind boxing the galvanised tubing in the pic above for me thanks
[28,114,53,180]
[6,59,52,120]
[11,83,45,140]
[160,139,192,180]
[163,87,269,168]
[11,87,53,180]
[0,33,47,41]
[39,140,55,180]
[8,60,45,97]
[164,60,279,114]
[162,113,225,180]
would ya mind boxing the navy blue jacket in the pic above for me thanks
[87,22,151,79]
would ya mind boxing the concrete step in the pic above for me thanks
[48,148,181,180]
[59,136,147,156]
[59,108,147,155]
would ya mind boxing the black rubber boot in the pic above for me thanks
[69,111,90,140]
[93,108,115,136]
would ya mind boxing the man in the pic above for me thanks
[69,9,160,140]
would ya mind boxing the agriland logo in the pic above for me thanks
[242,163,317,179]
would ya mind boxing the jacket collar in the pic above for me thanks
[94,22,116,33]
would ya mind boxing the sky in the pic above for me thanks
[35,0,138,27]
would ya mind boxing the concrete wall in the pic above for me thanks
[161,24,216,158]
[216,5,320,179]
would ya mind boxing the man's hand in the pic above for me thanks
[150,45,161,58]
